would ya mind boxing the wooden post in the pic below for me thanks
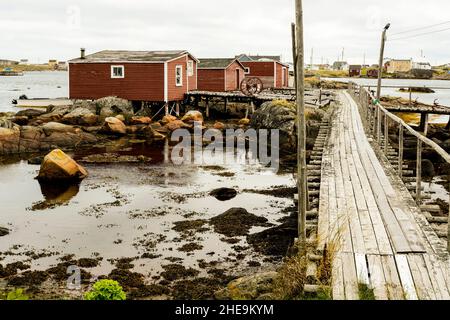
[250,101,255,114]
[376,25,389,101]
[224,98,227,114]
[291,22,297,90]
[409,88,412,108]
[295,0,307,248]
[376,25,389,143]
[175,102,180,117]
[205,98,210,118]
[416,138,422,204]
[377,108,382,145]
[384,113,389,154]
[448,181,450,252]
[164,103,169,116]
[420,113,429,136]
[399,125,404,178]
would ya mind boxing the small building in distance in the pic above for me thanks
[348,65,362,77]
[68,49,198,103]
[332,61,349,71]
[385,59,413,73]
[18,59,29,65]
[197,58,246,92]
[57,61,68,71]
[48,59,58,69]
[0,59,19,66]
[236,54,290,89]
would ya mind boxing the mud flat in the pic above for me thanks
[0,144,301,299]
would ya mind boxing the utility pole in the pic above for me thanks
[294,0,307,248]
[376,23,390,100]
[310,48,314,69]
[342,47,345,61]
[291,23,297,89]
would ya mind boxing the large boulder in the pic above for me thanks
[165,120,191,132]
[181,111,203,124]
[32,106,73,124]
[131,116,152,125]
[95,97,133,119]
[0,127,20,154]
[41,122,78,136]
[15,109,46,118]
[102,117,127,135]
[250,100,297,153]
[62,108,98,126]
[37,149,88,181]
[161,115,178,125]
[214,272,277,300]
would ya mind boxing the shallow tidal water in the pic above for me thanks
[0,144,295,282]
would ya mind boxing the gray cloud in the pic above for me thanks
[1,0,449,65]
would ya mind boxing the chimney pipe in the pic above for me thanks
[80,48,86,59]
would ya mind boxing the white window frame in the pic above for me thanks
[175,65,183,87]
[187,60,194,77]
[111,65,125,79]
[245,67,251,74]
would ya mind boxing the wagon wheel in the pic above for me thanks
[240,77,264,96]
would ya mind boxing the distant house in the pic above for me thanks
[18,59,29,65]
[48,60,58,68]
[197,58,246,92]
[57,61,68,70]
[0,59,19,66]
[68,49,198,103]
[237,54,290,89]
[349,65,362,77]
[412,61,432,70]
[386,59,413,73]
[332,61,349,71]
[366,68,379,78]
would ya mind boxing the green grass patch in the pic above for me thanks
[358,283,376,300]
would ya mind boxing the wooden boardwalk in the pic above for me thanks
[317,91,450,300]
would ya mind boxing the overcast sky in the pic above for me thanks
[1,0,449,65]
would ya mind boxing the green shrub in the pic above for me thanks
[84,279,126,301]
[5,288,29,300]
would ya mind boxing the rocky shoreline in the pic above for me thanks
[0,95,332,300]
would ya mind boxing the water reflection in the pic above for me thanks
[31,181,80,211]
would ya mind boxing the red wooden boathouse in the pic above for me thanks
[68,49,198,103]
[237,54,289,89]
[197,58,246,92]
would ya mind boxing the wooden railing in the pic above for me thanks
[348,82,450,251]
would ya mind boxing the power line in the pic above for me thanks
[390,20,450,36]
[389,26,450,41]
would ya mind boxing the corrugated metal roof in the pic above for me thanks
[69,50,196,63]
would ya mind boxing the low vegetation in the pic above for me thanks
[84,279,127,301]
[1,288,29,300]
[358,283,376,300]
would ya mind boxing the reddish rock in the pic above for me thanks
[38,149,88,181]
[131,116,152,125]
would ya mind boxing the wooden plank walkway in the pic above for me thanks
[317,91,450,300]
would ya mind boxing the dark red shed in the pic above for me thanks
[197,58,246,92]
[236,54,289,89]
[68,50,198,103]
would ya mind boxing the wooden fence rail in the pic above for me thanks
[348,82,450,252]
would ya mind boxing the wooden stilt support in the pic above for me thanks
[416,138,422,204]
